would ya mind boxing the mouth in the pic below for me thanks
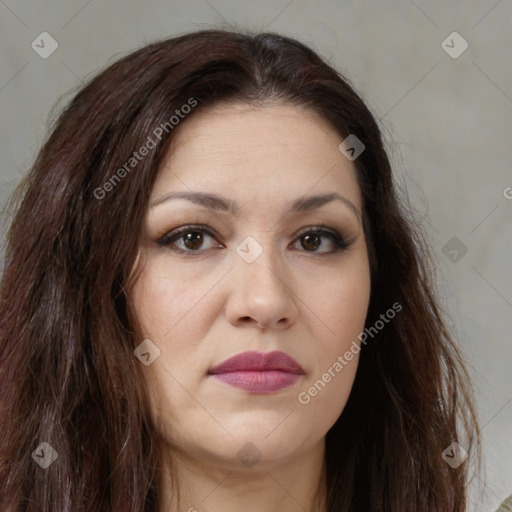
[207,350,305,393]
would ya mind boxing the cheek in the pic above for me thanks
[130,265,215,440]
[307,260,371,346]
[131,258,218,342]
[130,260,220,404]
[297,355,359,435]
[297,262,370,415]
[295,282,368,430]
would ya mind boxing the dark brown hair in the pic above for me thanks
[0,29,480,511]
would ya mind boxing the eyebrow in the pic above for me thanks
[150,191,361,224]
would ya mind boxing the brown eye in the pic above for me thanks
[301,233,322,251]
[293,228,351,255]
[157,225,222,253]
[181,231,205,251]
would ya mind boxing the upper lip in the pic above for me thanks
[208,350,305,375]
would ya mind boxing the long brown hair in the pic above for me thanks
[0,29,480,511]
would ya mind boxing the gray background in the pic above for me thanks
[0,1,510,510]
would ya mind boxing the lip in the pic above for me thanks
[208,350,305,393]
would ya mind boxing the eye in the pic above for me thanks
[156,224,222,253]
[156,224,352,255]
[291,227,351,254]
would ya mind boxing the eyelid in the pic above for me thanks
[156,224,221,247]
[295,224,338,238]
[296,226,353,251]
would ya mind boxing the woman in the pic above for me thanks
[0,29,480,511]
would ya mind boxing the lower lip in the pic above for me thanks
[211,370,302,393]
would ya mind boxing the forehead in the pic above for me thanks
[152,102,362,211]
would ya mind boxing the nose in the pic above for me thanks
[224,243,299,330]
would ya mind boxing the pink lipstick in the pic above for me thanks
[208,350,305,393]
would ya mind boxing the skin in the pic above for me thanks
[130,102,371,512]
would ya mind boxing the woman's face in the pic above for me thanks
[131,102,371,469]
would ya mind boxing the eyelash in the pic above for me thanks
[155,224,353,256]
